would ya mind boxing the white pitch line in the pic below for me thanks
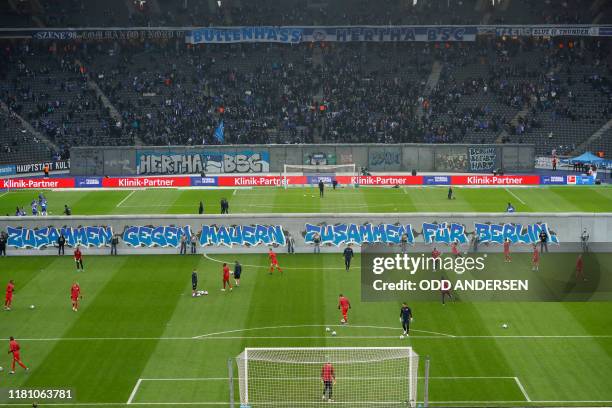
[0,191,9,198]
[116,190,136,207]
[514,376,532,402]
[127,378,143,404]
[17,334,612,342]
[232,189,237,196]
[505,187,526,205]
[203,253,348,270]
[246,203,399,209]
[192,323,454,339]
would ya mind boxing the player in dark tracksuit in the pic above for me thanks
[191,270,198,296]
[539,230,548,253]
[318,180,325,198]
[234,261,242,287]
[343,246,354,271]
[400,303,413,335]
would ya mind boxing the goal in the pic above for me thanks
[234,347,419,407]
[282,164,357,188]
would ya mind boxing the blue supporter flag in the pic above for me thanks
[214,120,224,143]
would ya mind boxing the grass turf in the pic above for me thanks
[0,185,611,216]
[1,185,611,406]
[1,253,612,406]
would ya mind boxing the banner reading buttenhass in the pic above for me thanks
[186,26,477,44]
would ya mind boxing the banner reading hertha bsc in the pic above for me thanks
[137,151,270,174]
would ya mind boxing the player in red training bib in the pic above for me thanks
[5,280,15,311]
[320,360,336,402]
[441,279,453,305]
[268,248,282,274]
[8,336,28,374]
[221,263,233,292]
[531,245,540,271]
[74,247,84,271]
[575,254,586,282]
[71,282,82,311]
[503,239,511,263]
[431,247,441,271]
[338,294,351,324]
[451,241,462,257]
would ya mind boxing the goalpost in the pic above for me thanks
[282,164,357,188]
[234,347,419,407]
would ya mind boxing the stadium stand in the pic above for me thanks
[1,37,610,160]
[0,1,610,164]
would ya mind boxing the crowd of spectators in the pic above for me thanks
[0,35,610,163]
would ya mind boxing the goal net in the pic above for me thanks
[282,164,356,188]
[235,347,418,407]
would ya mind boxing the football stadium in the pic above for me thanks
[1,1,612,407]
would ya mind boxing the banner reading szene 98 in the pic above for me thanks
[361,244,612,302]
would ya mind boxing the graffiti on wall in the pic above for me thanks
[137,151,270,174]
[7,226,113,248]
[200,224,286,247]
[303,222,559,246]
[435,152,468,172]
[3,222,559,249]
[122,225,192,247]
[468,147,497,171]
[369,150,400,167]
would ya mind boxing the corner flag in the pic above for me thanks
[214,120,224,143]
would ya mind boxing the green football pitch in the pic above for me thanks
[0,185,611,215]
[1,185,612,406]
[1,253,612,406]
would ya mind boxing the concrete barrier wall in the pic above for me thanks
[70,144,535,176]
[1,213,609,256]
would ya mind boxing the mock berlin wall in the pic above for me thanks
[1,213,610,256]
[70,144,535,176]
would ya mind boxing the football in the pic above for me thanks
[0,366,3,372]
[325,327,331,332]
[331,331,337,336]
[502,323,508,329]
[400,335,405,339]
[30,305,35,309]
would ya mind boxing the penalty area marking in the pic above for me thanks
[116,190,136,207]
[203,253,348,271]
[192,324,454,339]
[514,376,531,402]
[505,187,526,205]
[126,376,527,405]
